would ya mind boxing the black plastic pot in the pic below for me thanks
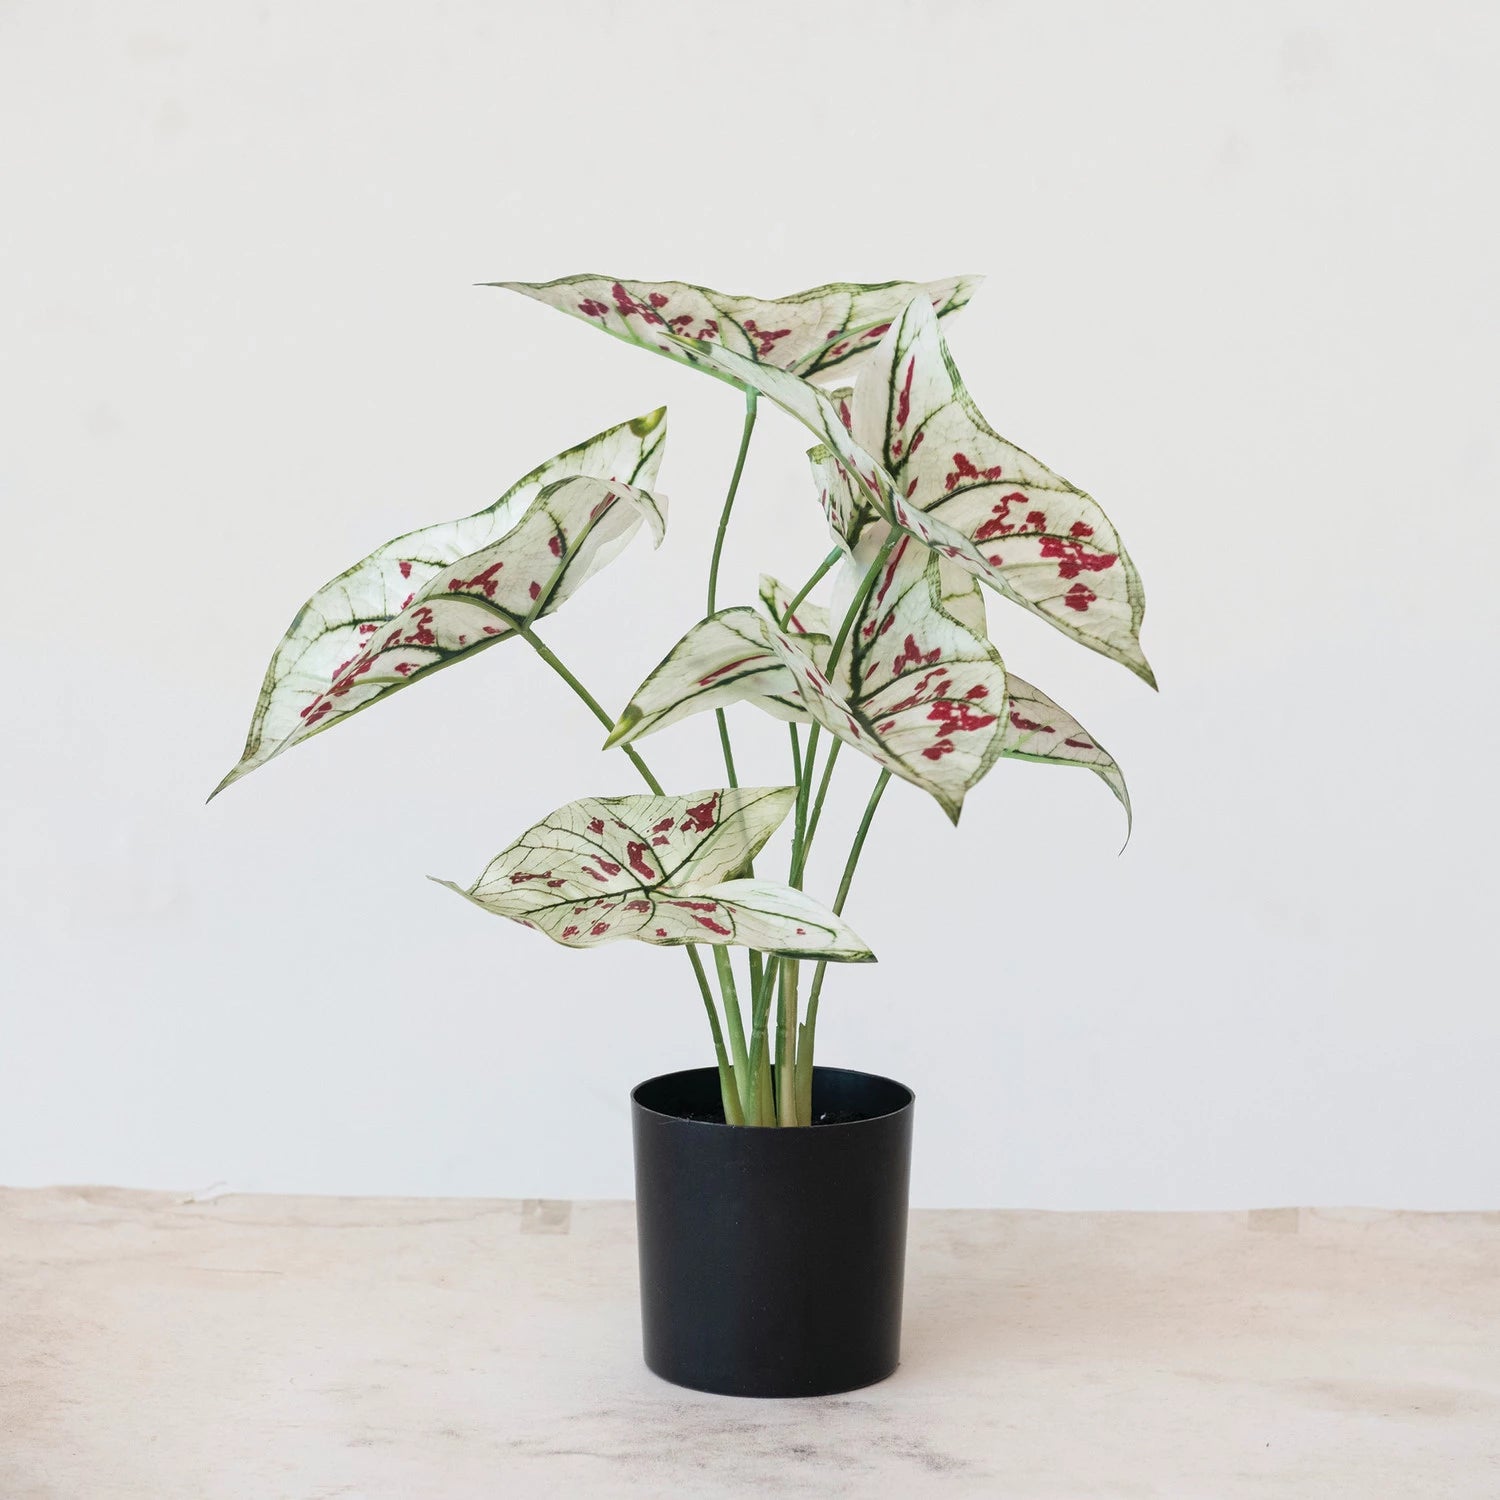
[631,1065,915,1398]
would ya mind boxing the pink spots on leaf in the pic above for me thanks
[591,856,622,878]
[945,453,1004,493]
[625,842,656,881]
[357,622,378,635]
[528,581,541,600]
[1040,537,1119,580]
[692,914,732,936]
[654,927,668,937]
[966,684,989,700]
[896,357,915,429]
[588,817,605,835]
[626,899,651,914]
[891,634,942,675]
[922,739,955,761]
[877,719,896,733]
[698,654,762,687]
[299,700,333,727]
[1064,583,1097,612]
[562,925,580,938]
[610,282,664,327]
[1070,521,1095,538]
[449,561,503,598]
[648,292,669,308]
[742,319,791,358]
[836,396,853,431]
[652,817,674,833]
[397,560,412,579]
[651,835,669,847]
[393,662,416,676]
[1064,736,1095,749]
[680,796,718,834]
[929,699,997,735]
[548,533,564,557]
[401,606,436,647]
[483,625,503,636]
[670,899,719,912]
[590,921,611,937]
[974,493,1029,541]
[863,323,891,340]
[578,299,610,318]
[1009,709,1054,733]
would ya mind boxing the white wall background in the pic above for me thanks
[2,1,1495,1209]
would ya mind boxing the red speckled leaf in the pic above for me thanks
[214,410,667,796]
[432,786,874,960]
[603,608,815,748]
[848,296,1154,685]
[492,274,980,381]
[999,675,1131,825]
[613,538,1009,823]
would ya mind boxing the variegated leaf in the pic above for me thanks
[631,555,1128,823]
[492,274,980,381]
[849,296,1154,686]
[214,410,668,796]
[614,539,1009,823]
[999,676,1132,824]
[604,608,812,748]
[432,787,874,960]
[758,575,830,637]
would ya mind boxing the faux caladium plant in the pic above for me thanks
[214,274,1152,1129]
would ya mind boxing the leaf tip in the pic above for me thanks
[602,704,642,750]
[629,405,666,438]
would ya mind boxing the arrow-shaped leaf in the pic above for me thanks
[433,786,874,960]
[626,552,1129,824]
[848,296,1154,685]
[214,409,668,796]
[492,274,981,381]
[615,539,1010,823]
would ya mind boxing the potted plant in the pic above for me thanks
[211,273,1151,1398]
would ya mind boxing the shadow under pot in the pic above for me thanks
[631,1065,915,1398]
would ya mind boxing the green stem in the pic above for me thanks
[519,626,664,796]
[777,546,842,629]
[521,623,744,1118]
[713,946,751,1118]
[708,387,758,789]
[802,738,842,859]
[778,958,800,1126]
[789,723,822,888]
[826,533,899,667]
[796,769,892,1119]
[689,948,743,1126]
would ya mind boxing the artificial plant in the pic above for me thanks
[214,274,1151,1128]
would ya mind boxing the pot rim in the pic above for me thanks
[631,1064,915,1131]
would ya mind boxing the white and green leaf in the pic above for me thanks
[433,786,874,960]
[998,676,1132,825]
[850,295,1154,685]
[613,540,1010,823]
[492,274,981,380]
[624,549,1128,823]
[604,608,812,748]
[214,409,668,796]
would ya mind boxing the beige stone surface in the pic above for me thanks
[2,1189,1497,1498]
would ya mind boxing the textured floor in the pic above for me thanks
[2,1189,1497,1498]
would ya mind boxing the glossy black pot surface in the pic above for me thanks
[631,1065,915,1398]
